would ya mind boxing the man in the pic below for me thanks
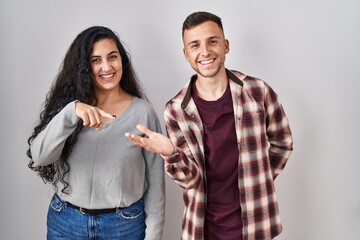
[126,11,293,240]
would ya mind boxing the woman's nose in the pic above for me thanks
[101,60,111,71]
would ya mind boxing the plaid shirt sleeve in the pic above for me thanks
[162,100,203,190]
[263,81,293,179]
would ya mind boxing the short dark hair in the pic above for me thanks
[182,11,224,38]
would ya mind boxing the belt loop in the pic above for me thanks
[115,207,121,213]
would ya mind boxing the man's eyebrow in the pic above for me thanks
[186,36,221,46]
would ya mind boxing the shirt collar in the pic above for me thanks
[181,68,243,109]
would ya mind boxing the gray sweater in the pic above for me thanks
[30,97,165,239]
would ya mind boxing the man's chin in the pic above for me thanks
[197,68,221,78]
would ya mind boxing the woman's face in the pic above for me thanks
[90,38,123,93]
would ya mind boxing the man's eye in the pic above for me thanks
[190,44,199,49]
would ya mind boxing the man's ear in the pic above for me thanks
[183,48,189,61]
[225,39,230,54]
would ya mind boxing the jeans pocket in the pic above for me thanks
[50,194,65,212]
[118,198,144,220]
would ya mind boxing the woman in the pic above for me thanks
[26,26,165,239]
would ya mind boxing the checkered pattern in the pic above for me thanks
[162,69,293,240]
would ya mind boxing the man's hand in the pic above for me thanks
[125,124,175,156]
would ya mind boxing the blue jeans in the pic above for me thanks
[47,194,146,240]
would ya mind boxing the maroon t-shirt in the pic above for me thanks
[192,82,242,239]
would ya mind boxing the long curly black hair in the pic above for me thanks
[26,26,146,193]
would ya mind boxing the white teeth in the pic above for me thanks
[200,59,214,65]
[101,73,114,79]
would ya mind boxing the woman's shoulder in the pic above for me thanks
[131,97,157,116]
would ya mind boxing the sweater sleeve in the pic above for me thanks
[30,101,79,166]
[142,108,166,240]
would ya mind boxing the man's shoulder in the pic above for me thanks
[229,69,271,94]
[165,82,190,107]
[230,69,264,84]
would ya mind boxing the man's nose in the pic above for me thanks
[200,44,210,56]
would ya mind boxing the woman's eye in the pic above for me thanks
[91,58,101,64]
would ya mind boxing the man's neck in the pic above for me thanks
[195,69,228,101]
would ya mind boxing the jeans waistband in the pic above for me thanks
[66,201,123,215]
[54,194,123,215]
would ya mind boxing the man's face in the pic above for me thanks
[183,21,229,79]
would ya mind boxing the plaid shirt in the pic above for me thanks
[162,69,293,240]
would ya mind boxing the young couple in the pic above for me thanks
[28,11,293,240]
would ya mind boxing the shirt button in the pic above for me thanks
[101,124,108,129]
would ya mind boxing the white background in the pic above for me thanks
[1,0,359,239]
